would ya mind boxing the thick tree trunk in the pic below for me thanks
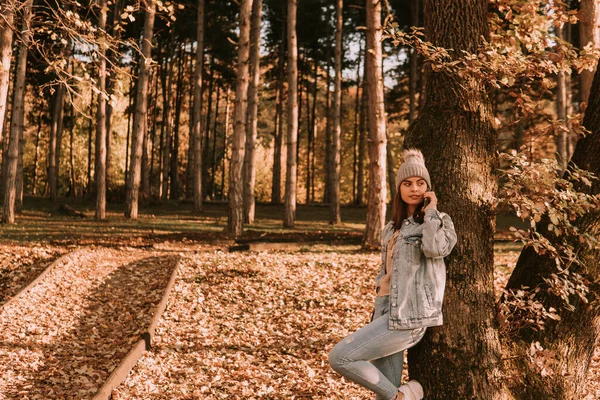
[227,0,253,236]
[330,0,343,224]
[0,4,13,147]
[579,0,600,105]
[243,0,262,224]
[95,0,108,219]
[283,0,298,227]
[403,1,503,398]
[125,0,155,219]
[3,0,32,224]
[191,0,205,212]
[363,0,387,248]
[502,61,600,399]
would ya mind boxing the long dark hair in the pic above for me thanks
[391,189,425,230]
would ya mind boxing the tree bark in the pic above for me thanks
[272,30,285,205]
[32,108,42,195]
[404,1,503,398]
[209,83,221,199]
[363,0,387,248]
[95,0,108,219]
[284,0,298,228]
[0,4,13,148]
[3,0,33,224]
[191,0,205,212]
[330,0,343,224]
[579,0,600,105]
[356,59,367,205]
[408,0,420,124]
[161,34,176,201]
[323,8,333,205]
[227,0,253,236]
[125,0,155,219]
[502,60,600,399]
[48,83,65,203]
[243,0,262,224]
[352,39,362,204]
[171,42,185,200]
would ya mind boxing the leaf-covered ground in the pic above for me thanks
[0,247,178,399]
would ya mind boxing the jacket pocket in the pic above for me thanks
[403,234,423,265]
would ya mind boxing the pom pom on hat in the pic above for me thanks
[395,148,431,190]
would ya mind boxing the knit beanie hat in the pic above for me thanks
[395,148,431,190]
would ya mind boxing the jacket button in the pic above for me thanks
[394,323,398,328]
[392,303,397,307]
[393,285,397,288]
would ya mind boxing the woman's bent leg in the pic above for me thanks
[328,317,421,400]
[371,351,404,400]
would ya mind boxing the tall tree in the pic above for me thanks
[579,0,600,105]
[95,0,108,219]
[3,0,33,224]
[227,0,253,236]
[48,83,66,202]
[404,0,502,398]
[0,3,13,147]
[363,0,387,248]
[125,0,156,219]
[330,0,342,224]
[243,0,262,224]
[283,0,298,228]
[192,0,205,213]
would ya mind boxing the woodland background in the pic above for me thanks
[2,0,600,399]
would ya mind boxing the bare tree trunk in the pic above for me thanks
[87,90,94,196]
[209,83,221,199]
[191,0,205,212]
[3,0,32,224]
[330,0,343,224]
[161,34,175,201]
[352,39,362,204]
[0,4,13,148]
[284,0,298,228]
[16,122,23,210]
[221,87,231,199]
[227,0,253,236]
[171,43,185,200]
[404,1,503,398]
[356,63,367,206]
[32,108,42,195]
[243,0,262,224]
[95,0,108,219]
[148,66,159,196]
[579,0,600,105]
[556,24,568,171]
[363,0,387,248]
[408,0,420,124]
[68,104,76,198]
[48,83,65,203]
[125,0,156,219]
[309,61,317,203]
[323,8,333,205]
[272,22,286,205]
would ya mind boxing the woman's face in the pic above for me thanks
[399,177,428,206]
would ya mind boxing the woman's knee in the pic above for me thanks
[328,339,350,372]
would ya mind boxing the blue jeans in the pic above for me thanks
[329,296,426,400]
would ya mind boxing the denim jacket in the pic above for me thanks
[376,208,457,330]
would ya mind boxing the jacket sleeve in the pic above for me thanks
[421,209,457,259]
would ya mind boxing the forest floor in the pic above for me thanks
[0,197,598,399]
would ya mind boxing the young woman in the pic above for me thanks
[329,149,457,400]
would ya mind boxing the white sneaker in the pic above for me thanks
[398,379,424,400]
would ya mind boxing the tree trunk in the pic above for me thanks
[556,24,568,171]
[192,0,205,213]
[243,0,262,224]
[323,8,333,205]
[95,0,108,219]
[579,0,600,105]
[404,1,503,398]
[161,35,175,201]
[202,55,214,199]
[227,0,253,236]
[306,61,316,204]
[125,0,155,219]
[363,0,387,248]
[148,66,159,196]
[502,60,600,399]
[221,87,231,200]
[408,0,420,124]
[284,0,298,228]
[87,90,94,196]
[272,31,285,205]
[386,133,396,201]
[330,0,343,224]
[353,38,363,204]
[68,104,76,198]
[3,0,32,224]
[209,83,221,199]
[171,42,185,200]
[0,4,13,148]
[48,83,65,203]
[356,58,367,206]
[32,108,42,196]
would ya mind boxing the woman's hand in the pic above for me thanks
[423,191,438,211]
